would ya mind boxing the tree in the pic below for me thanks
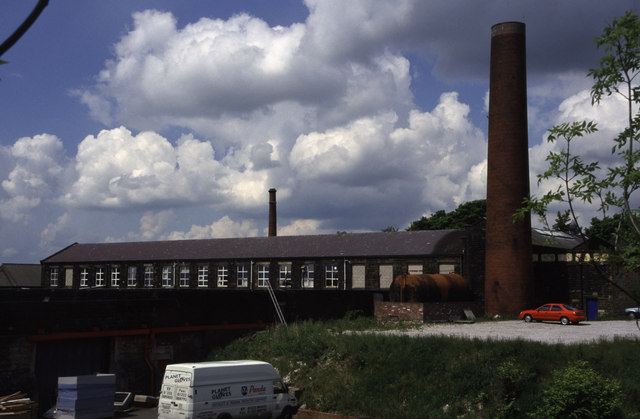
[407,200,486,231]
[517,11,640,300]
[0,0,49,59]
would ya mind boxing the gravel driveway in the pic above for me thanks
[377,320,640,345]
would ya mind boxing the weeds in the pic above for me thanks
[208,317,640,418]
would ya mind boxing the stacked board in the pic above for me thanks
[56,375,115,419]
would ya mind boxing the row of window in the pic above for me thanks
[49,263,331,289]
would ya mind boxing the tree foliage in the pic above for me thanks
[407,199,486,231]
[517,10,640,275]
[531,360,622,419]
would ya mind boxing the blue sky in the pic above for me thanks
[0,0,637,263]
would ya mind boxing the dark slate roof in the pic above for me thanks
[41,230,466,264]
[531,229,584,250]
[0,263,41,287]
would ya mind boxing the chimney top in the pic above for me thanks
[268,188,277,237]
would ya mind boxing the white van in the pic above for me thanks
[158,360,298,419]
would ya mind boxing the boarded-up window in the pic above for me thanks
[408,264,423,274]
[379,265,393,289]
[65,268,73,287]
[352,265,365,288]
[439,264,455,274]
[541,254,556,262]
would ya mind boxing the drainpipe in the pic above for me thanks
[250,260,254,290]
[343,257,347,291]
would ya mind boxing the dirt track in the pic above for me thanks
[377,320,640,344]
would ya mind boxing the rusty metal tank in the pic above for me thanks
[389,273,471,303]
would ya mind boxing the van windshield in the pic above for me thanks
[273,380,287,394]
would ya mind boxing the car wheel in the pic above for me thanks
[560,317,570,325]
[629,312,637,320]
[524,314,533,323]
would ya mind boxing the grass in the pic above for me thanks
[208,315,640,418]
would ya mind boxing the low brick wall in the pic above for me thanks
[374,301,484,322]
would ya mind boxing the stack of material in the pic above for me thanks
[56,375,115,419]
[0,392,37,419]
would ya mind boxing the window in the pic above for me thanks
[217,265,229,287]
[279,263,292,288]
[379,265,393,288]
[325,264,339,288]
[95,268,105,287]
[438,264,456,274]
[144,266,154,287]
[198,265,209,287]
[162,266,173,287]
[111,267,120,287]
[352,264,365,289]
[80,268,89,287]
[258,264,270,287]
[128,266,137,287]
[50,268,59,287]
[179,266,190,287]
[408,264,423,274]
[65,268,73,287]
[302,264,314,288]
[237,264,248,287]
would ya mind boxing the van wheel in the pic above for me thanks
[216,414,232,419]
[279,409,293,419]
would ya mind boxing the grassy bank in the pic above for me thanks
[208,316,640,418]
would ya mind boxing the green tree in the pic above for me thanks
[518,11,640,274]
[407,199,486,230]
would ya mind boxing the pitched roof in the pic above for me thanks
[41,230,466,264]
[531,229,584,250]
[0,263,41,287]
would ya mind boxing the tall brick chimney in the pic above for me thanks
[485,22,534,315]
[268,188,277,237]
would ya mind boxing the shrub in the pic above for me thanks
[531,360,622,418]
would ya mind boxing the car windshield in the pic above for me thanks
[563,305,579,311]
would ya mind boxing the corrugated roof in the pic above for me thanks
[41,230,466,264]
[0,263,41,287]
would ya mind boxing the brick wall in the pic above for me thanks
[374,301,484,322]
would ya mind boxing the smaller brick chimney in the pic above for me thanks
[268,188,277,237]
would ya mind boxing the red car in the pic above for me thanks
[519,303,587,325]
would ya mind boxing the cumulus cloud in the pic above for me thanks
[0,134,68,222]
[4,0,633,263]
[64,127,227,208]
[84,7,414,142]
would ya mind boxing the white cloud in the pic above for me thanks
[278,219,324,236]
[0,196,41,223]
[64,127,231,209]
[164,215,259,240]
[390,92,487,207]
[70,89,113,126]
[40,214,70,247]
[0,134,68,222]
[84,7,415,145]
